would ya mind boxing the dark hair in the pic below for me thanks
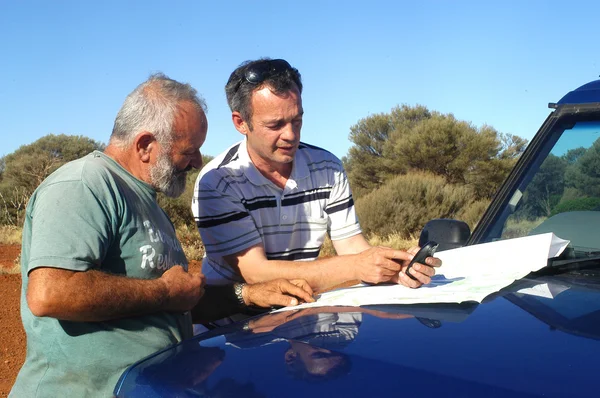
[225,58,302,130]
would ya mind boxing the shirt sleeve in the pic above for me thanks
[192,172,262,257]
[325,165,362,241]
[27,180,113,273]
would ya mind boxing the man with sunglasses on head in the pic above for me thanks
[192,58,441,294]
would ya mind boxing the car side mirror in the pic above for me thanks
[418,219,471,252]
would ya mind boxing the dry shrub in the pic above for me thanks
[501,217,546,240]
[176,224,205,261]
[368,232,418,250]
[0,250,20,275]
[318,233,418,258]
[0,262,20,275]
[319,235,336,257]
[355,171,478,238]
[0,264,20,275]
[0,187,31,227]
[0,225,22,245]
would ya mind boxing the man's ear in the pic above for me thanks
[133,132,157,163]
[232,112,250,136]
[284,349,297,365]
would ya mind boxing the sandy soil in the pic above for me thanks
[0,245,203,397]
[0,245,23,398]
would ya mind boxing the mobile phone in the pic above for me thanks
[405,241,439,281]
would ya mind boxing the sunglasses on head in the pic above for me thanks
[244,59,293,84]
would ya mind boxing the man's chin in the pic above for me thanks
[277,147,297,157]
[275,153,296,164]
[160,177,187,198]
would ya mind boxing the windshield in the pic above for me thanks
[483,120,600,256]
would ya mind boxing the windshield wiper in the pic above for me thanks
[540,254,600,276]
[550,255,600,267]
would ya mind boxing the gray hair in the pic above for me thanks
[110,73,207,148]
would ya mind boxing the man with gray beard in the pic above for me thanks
[10,73,314,398]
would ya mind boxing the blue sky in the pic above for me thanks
[1,0,599,160]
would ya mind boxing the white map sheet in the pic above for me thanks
[276,232,570,312]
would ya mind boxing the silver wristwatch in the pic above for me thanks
[233,282,246,306]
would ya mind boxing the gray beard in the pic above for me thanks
[150,152,187,198]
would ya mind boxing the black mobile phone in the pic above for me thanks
[405,241,439,281]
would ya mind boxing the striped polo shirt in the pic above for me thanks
[192,138,362,284]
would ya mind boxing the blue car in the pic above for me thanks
[114,79,600,397]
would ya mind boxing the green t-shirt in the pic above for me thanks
[10,151,192,398]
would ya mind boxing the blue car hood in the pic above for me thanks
[115,273,600,397]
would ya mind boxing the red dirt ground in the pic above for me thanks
[0,245,202,397]
[0,244,23,398]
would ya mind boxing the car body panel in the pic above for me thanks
[556,79,600,105]
[115,274,600,397]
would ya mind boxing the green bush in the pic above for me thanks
[550,197,600,216]
[345,105,527,200]
[456,198,490,231]
[355,171,478,238]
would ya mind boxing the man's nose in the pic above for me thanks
[280,123,298,142]
[190,151,203,169]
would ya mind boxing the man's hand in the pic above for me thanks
[243,279,315,308]
[352,247,412,284]
[395,246,442,288]
[160,265,206,312]
[352,246,442,288]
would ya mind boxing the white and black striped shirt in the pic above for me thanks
[192,139,362,284]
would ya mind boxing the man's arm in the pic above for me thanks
[224,241,418,292]
[27,265,204,322]
[225,233,441,292]
[191,279,315,324]
[331,233,371,255]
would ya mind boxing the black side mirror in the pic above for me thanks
[418,219,471,252]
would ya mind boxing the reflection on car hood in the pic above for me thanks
[115,274,600,398]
